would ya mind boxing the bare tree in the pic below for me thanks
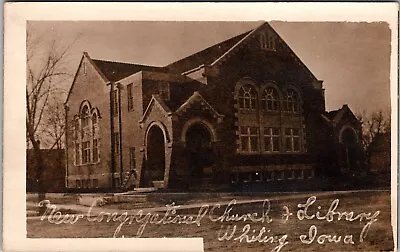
[26,24,75,208]
[42,95,66,150]
[356,109,390,164]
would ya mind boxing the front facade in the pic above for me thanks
[65,22,364,191]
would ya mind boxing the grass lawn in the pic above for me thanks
[27,190,394,252]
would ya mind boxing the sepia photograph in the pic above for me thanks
[4,3,398,252]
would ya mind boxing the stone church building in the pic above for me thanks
[65,22,364,191]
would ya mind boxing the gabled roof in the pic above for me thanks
[323,105,359,124]
[92,59,165,82]
[165,22,319,83]
[139,95,172,124]
[176,91,224,122]
[165,29,253,74]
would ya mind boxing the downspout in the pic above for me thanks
[118,84,123,183]
[64,104,69,189]
[110,82,116,189]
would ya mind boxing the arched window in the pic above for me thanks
[81,105,90,128]
[75,102,101,165]
[262,87,279,111]
[285,89,300,113]
[238,85,257,110]
[92,112,100,163]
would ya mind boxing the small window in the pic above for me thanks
[127,83,134,111]
[264,171,274,182]
[76,180,81,188]
[252,172,262,182]
[295,170,303,179]
[286,170,295,180]
[304,170,313,179]
[239,126,259,152]
[82,179,88,188]
[262,87,279,111]
[93,179,99,188]
[260,32,276,51]
[238,85,257,110]
[159,82,170,101]
[276,171,284,181]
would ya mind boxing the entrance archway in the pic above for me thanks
[145,125,166,186]
[185,123,216,180]
[339,126,359,172]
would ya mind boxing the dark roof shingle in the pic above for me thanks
[165,30,252,74]
[92,59,165,82]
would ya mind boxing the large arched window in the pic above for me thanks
[262,87,280,111]
[74,102,101,165]
[238,85,257,110]
[285,89,300,113]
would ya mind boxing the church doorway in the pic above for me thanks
[340,127,360,172]
[185,123,216,181]
[145,125,166,186]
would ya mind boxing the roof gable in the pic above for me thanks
[139,95,172,124]
[323,105,360,125]
[65,52,109,104]
[176,91,224,122]
[211,22,319,82]
[166,22,319,83]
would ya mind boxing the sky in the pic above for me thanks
[28,21,391,114]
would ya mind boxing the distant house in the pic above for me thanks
[26,149,65,192]
[64,22,364,191]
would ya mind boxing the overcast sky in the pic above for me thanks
[29,21,391,113]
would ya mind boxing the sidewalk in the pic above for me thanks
[27,189,389,220]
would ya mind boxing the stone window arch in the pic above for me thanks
[75,100,101,165]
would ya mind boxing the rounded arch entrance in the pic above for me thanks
[181,118,217,180]
[143,122,169,187]
[339,126,360,172]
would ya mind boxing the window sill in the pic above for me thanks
[236,151,261,155]
[75,161,101,167]
[238,109,257,113]
[262,110,280,114]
